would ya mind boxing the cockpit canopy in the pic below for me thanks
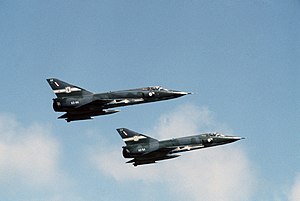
[143,86,168,91]
[206,132,224,137]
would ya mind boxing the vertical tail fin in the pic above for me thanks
[46,78,93,98]
[116,128,158,145]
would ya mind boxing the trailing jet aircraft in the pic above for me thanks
[116,128,243,166]
[46,78,190,122]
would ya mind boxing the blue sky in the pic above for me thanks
[0,1,299,200]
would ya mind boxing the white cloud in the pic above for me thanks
[91,104,256,201]
[0,114,63,187]
[151,104,232,139]
[0,114,89,201]
[160,147,255,201]
[289,174,300,201]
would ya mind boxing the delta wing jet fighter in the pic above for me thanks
[47,78,190,122]
[117,128,243,166]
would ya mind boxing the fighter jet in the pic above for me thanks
[116,128,243,166]
[46,78,190,122]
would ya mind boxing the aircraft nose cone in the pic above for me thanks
[224,136,244,143]
[171,91,192,97]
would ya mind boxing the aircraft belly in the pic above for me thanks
[59,109,119,122]
[128,154,180,166]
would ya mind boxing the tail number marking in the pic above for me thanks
[71,100,80,105]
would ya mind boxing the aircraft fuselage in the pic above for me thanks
[117,128,243,166]
[47,79,190,122]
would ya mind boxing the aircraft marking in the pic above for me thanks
[53,87,81,94]
[123,135,147,142]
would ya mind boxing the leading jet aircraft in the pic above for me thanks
[47,78,190,122]
[117,128,243,166]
